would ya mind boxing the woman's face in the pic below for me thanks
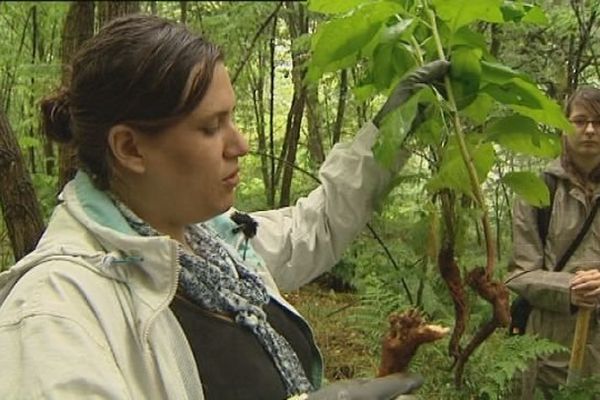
[136,62,248,225]
[566,104,600,159]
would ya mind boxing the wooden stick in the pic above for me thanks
[567,307,593,384]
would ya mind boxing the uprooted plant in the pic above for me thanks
[307,0,572,387]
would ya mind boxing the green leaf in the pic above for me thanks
[500,1,525,22]
[427,139,496,196]
[432,0,504,32]
[522,5,548,25]
[499,2,548,25]
[482,78,573,131]
[352,84,377,102]
[486,115,561,158]
[414,104,444,146]
[450,27,491,58]
[503,171,550,207]
[391,43,417,79]
[307,1,404,81]
[374,87,433,169]
[450,46,482,109]
[372,43,396,90]
[481,79,542,109]
[307,0,371,14]
[460,93,494,125]
[480,61,530,85]
[380,18,415,44]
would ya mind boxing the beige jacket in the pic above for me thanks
[0,122,407,399]
[506,158,600,389]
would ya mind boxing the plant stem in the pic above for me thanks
[427,9,495,275]
[409,35,424,66]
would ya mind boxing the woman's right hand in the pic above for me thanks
[570,269,600,307]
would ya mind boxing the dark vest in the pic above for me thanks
[170,294,317,400]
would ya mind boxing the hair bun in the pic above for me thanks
[40,89,73,143]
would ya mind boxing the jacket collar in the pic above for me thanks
[2,171,181,315]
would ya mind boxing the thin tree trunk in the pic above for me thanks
[97,2,140,28]
[249,46,272,207]
[565,2,598,96]
[28,5,38,176]
[0,103,45,262]
[44,18,59,175]
[305,83,325,166]
[268,14,277,208]
[57,2,95,192]
[279,2,308,207]
[279,93,306,207]
[180,1,187,24]
[332,68,348,145]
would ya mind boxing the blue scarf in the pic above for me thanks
[114,200,312,396]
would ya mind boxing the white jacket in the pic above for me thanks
[0,122,406,399]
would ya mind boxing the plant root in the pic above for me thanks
[438,243,468,363]
[453,267,510,387]
[378,309,449,376]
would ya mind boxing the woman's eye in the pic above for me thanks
[202,124,219,134]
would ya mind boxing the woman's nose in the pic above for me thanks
[225,124,249,158]
[584,121,596,136]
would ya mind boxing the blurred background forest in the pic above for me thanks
[0,1,599,398]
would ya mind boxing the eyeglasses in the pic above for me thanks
[569,119,600,131]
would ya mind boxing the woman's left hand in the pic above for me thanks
[570,269,600,305]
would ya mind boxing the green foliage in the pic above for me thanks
[502,171,550,208]
[464,334,565,399]
[428,139,495,198]
[449,46,482,109]
[307,0,572,207]
[306,1,405,82]
[374,87,433,169]
[552,375,600,400]
[432,0,504,33]
[486,115,561,159]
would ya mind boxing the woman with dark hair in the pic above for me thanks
[506,86,600,399]
[0,14,447,399]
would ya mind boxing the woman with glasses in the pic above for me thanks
[506,86,600,399]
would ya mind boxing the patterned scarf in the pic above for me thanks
[113,200,312,396]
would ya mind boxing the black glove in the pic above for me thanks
[373,60,450,128]
[306,372,423,400]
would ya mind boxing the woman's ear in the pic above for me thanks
[107,124,146,174]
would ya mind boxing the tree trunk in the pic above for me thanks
[97,2,140,28]
[249,44,272,207]
[44,18,60,176]
[0,103,45,262]
[267,10,278,208]
[332,68,348,145]
[180,1,187,24]
[57,2,95,192]
[28,5,38,176]
[305,83,325,167]
[565,3,598,96]
[279,2,308,207]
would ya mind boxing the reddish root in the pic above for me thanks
[453,267,510,387]
[378,309,449,376]
[438,244,468,361]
